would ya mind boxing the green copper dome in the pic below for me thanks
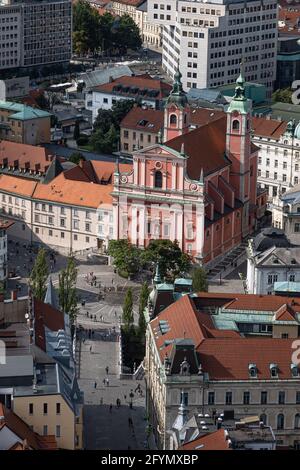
[227,69,251,115]
[166,68,188,108]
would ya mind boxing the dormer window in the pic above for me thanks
[249,363,257,378]
[291,364,299,377]
[270,363,278,378]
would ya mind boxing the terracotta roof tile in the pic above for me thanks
[275,304,296,321]
[93,75,172,100]
[121,107,164,133]
[34,298,65,352]
[33,172,114,208]
[0,403,57,450]
[252,116,288,139]
[0,140,54,173]
[150,292,300,381]
[180,429,230,451]
[0,174,37,197]
[166,116,231,178]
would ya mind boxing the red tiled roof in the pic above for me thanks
[150,292,300,381]
[180,429,231,451]
[93,75,172,100]
[33,172,114,208]
[275,304,296,321]
[252,117,288,140]
[166,116,230,177]
[197,292,300,313]
[83,160,132,184]
[279,5,300,34]
[198,337,296,380]
[0,403,57,450]
[34,298,65,352]
[120,106,225,134]
[0,140,55,173]
[121,107,164,133]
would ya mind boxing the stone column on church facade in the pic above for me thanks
[195,202,204,263]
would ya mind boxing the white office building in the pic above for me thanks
[0,0,72,71]
[147,0,278,96]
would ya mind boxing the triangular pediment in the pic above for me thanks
[132,144,186,159]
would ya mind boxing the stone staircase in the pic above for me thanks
[206,240,249,281]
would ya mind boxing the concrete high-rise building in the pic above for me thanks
[147,0,278,96]
[0,0,72,71]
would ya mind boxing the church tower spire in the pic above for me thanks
[164,67,190,142]
[226,66,253,237]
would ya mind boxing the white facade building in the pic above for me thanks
[0,0,72,71]
[147,0,278,95]
[253,118,300,206]
[247,242,300,295]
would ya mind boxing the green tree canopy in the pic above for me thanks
[30,248,49,300]
[69,151,86,165]
[142,240,191,281]
[272,88,293,104]
[122,287,134,332]
[108,239,141,276]
[192,266,208,293]
[58,256,78,323]
[73,0,100,54]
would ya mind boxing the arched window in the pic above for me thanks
[154,170,163,188]
[232,119,240,131]
[260,414,267,425]
[295,414,300,429]
[170,114,177,125]
[277,414,284,430]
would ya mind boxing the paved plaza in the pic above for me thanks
[6,236,249,449]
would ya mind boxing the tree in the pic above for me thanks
[116,14,142,52]
[73,120,80,141]
[272,88,293,104]
[138,282,149,338]
[122,287,134,332]
[108,239,141,276]
[58,256,78,323]
[142,240,191,281]
[73,0,100,54]
[30,248,49,300]
[93,109,114,134]
[192,266,208,293]
[111,99,135,130]
[69,151,86,165]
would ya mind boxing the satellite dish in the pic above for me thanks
[297,39,300,47]
[25,313,29,319]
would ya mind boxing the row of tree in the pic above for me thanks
[73,1,142,56]
[29,248,78,323]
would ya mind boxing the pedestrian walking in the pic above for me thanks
[103,378,106,386]
[105,366,109,375]
[94,381,97,389]
[90,345,92,353]
[106,378,109,387]
[109,404,112,413]
[100,397,103,405]
[128,417,133,428]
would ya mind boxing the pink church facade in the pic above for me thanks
[112,71,263,264]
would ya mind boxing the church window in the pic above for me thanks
[232,119,240,131]
[170,114,177,125]
[154,171,163,188]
